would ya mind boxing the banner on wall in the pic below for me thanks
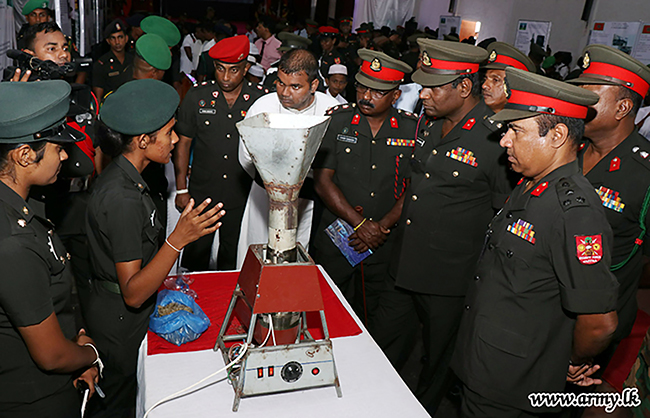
[633,24,650,64]
[438,15,461,40]
[588,21,642,55]
[514,20,552,54]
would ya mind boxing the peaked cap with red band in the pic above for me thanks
[319,26,339,37]
[491,67,600,122]
[412,38,488,87]
[209,35,250,63]
[568,44,650,98]
[356,48,413,90]
[483,41,536,73]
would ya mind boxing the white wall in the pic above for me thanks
[411,0,650,66]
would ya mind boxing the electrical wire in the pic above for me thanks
[143,342,249,418]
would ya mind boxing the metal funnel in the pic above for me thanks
[237,113,331,263]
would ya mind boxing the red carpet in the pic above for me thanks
[147,270,362,355]
[603,309,650,391]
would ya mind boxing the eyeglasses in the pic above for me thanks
[355,82,394,100]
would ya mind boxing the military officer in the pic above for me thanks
[451,67,619,417]
[174,35,265,271]
[568,45,650,361]
[481,41,536,113]
[374,39,516,414]
[318,26,345,80]
[16,0,51,49]
[0,80,100,416]
[263,32,312,92]
[85,79,224,417]
[92,20,134,102]
[311,49,416,326]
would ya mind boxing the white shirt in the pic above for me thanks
[394,82,422,113]
[636,106,650,140]
[236,91,339,267]
[325,88,347,104]
[180,33,202,74]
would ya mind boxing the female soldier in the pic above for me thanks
[84,79,225,417]
[0,80,101,417]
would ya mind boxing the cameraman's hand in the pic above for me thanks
[10,68,31,82]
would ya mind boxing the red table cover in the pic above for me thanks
[147,270,362,356]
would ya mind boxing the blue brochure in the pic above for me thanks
[325,218,373,267]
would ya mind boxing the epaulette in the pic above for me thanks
[255,84,269,94]
[396,108,418,121]
[630,146,650,171]
[556,177,590,211]
[482,114,504,132]
[325,103,354,116]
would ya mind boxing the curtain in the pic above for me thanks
[353,0,416,29]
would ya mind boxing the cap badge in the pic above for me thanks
[370,58,382,72]
[583,52,590,69]
[421,51,432,67]
[489,50,497,62]
[116,23,121,31]
[238,53,245,60]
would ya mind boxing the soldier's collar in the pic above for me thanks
[0,181,34,223]
[114,155,150,194]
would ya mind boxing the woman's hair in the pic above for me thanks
[0,141,47,179]
[97,122,161,158]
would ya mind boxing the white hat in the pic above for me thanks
[248,64,265,78]
[328,64,348,76]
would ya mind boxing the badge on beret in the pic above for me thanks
[212,91,219,98]
[421,51,432,67]
[489,50,497,62]
[238,53,245,60]
[199,99,206,107]
[370,58,381,72]
[116,23,121,31]
[582,52,590,69]
[575,235,602,264]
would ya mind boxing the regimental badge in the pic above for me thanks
[243,94,250,101]
[507,219,535,244]
[421,51,432,67]
[241,110,247,117]
[212,91,219,98]
[489,50,497,62]
[596,186,625,213]
[583,52,590,69]
[387,138,415,147]
[370,58,382,71]
[199,99,206,107]
[575,235,603,264]
[446,147,478,167]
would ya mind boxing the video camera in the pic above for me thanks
[4,49,91,81]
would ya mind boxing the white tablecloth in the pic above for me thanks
[137,267,430,418]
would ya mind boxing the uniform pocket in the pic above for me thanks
[477,318,530,359]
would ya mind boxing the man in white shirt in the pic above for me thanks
[636,104,650,139]
[325,64,348,104]
[254,16,282,71]
[180,28,203,77]
[237,49,339,267]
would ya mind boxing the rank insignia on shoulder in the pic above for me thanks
[257,85,263,90]
[446,147,478,167]
[243,94,250,101]
[201,81,208,86]
[531,181,549,196]
[17,219,26,228]
[387,138,415,147]
[337,134,357,144]
[390,117,398,128]
[212,91,219,98]
[462,118,476,130]
[507,219,535,244]
[575,235,602,264]
[609,157,620,172]
[264,88,269,93]
[596,186,625,213]
[351,114,361,125]
[342,104,349,109]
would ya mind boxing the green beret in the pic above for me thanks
[568,44,650,98]
[483,41,537,72]
[141,15,181,47]
[136,34,172,70]
[356,48,412,90]
[100,79,179,135]
[22,0,49,15]
[491,67,600,122]
[412,39,487,87]
[277,32,312,52]
[0,80,84,144]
